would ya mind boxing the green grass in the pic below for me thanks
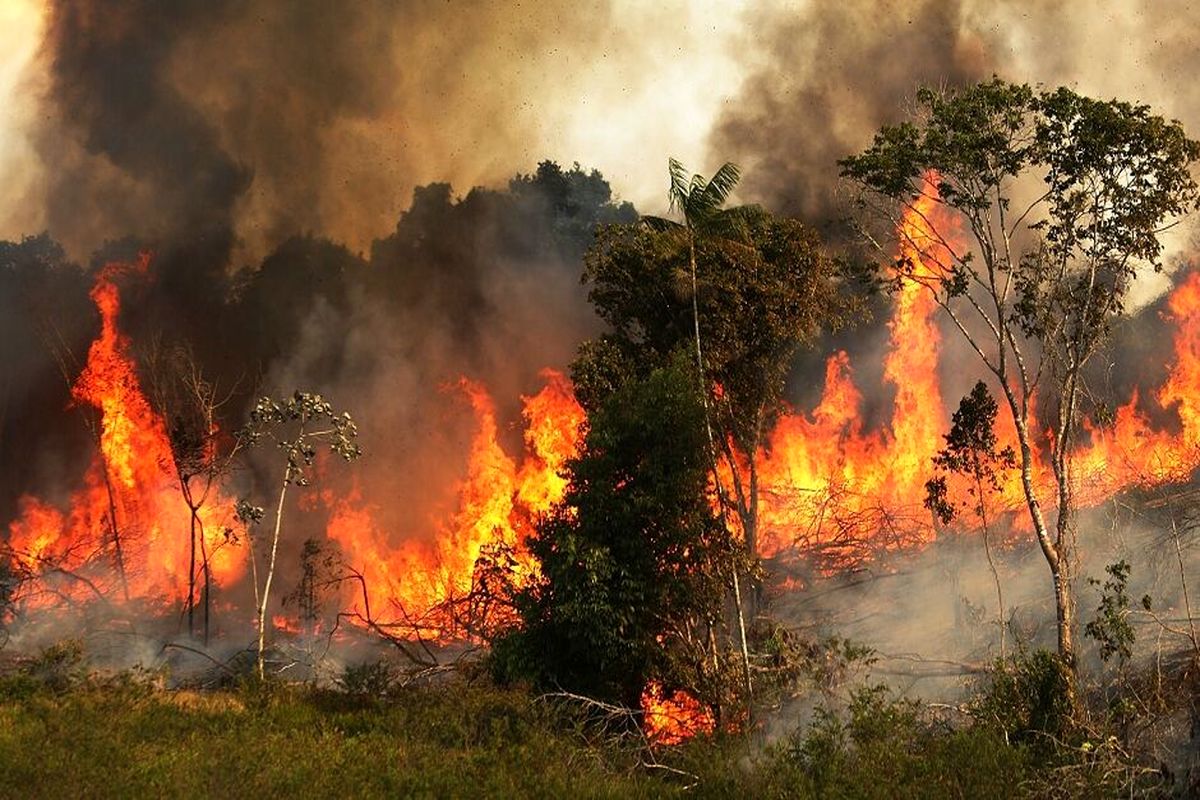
[0,679,668,799]
[0,672,1152,799]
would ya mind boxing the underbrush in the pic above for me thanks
[0,644,1193,798]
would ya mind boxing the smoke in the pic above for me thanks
[772,500,1200,702]
[245,166,636,564]
[10,0,755,265]
[5,3,1200,726]
[710,0,985,231]
[710,0,1200,302]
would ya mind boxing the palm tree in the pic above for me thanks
[644,159,752,698]
[643,158,744,384]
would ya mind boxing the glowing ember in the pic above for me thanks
[640,681,715,745]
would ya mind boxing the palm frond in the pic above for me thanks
[664,158,744,230]
[706,206,758,248]
[667,158,690,215]
[641,215,684,233]
[702,162,741,208]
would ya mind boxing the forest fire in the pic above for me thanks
[750,182,1200,568]
[8,176,1200,639]
[7,256,242,608]
[323,371,584,636]
[640,681,716,745]
[5,258,586,636]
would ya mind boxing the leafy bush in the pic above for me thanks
[336,660,396,698]
[972,649,1076,750]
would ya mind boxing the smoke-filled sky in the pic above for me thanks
[3,0,1199,289]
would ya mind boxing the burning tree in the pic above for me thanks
[239,392,361,679]
[142,341,242,643]
[840,79,1200,672]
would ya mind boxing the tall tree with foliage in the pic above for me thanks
[581,166,848,562]
[494,360,742,716]
[840,79,1200,670]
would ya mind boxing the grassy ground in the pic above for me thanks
[0,678,672,799]
[0,650,1172,798]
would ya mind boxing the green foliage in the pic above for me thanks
[0,682,664,799]
[1084,560,1136,665]
[336,660,397,698]
[508,160,639,246]
[0,673,1176,798]
[924,381,1016,524]
[643,158,743,236]
[581,207,844,429]
[841,77,1200,377]
[699,684,1035,800]
[494,360,736,710]
[973,650,1077,749]
[842,77,1200,669]
[0,640,87,697]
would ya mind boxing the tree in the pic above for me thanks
[142,340,241,643]
[239,391,361,679]
[840,79,1200,669]
[582,177,848,563]
[494,360,742,716]
[925,381,1016,656]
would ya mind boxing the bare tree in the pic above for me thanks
[143,340,243,642]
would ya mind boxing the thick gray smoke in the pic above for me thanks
[28,0,636,264]
[711,1,1200,279]
[711,0,984,230]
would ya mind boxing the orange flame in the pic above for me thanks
[10,178,1200,644]
[753,178,956,562]
[324,369,584,635]
[8,256,241,607]
[640,681,715,745]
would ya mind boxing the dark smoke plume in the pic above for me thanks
[33,0,626,264]
[710,0,986,231]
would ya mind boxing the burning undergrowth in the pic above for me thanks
[4,174,1200,695]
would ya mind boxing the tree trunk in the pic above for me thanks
[198,516,211,646]
[182,476,197,638]
[99,461,130,601]
[1000,385,1075,671]
[978,493,1006,659]
[1052,564,1075,666]
[257,473,290,680]
[687,231,753,702]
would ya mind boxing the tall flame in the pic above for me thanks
[8,257,242,606]
[324,369,584,634]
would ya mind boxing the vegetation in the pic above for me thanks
[3,80,1200,797]
[841,78,1200,669]
[494,359,742,714]
[925,381,1016,656]
[0,646,1184,799]
[238,392,362,678]
[581,163,850,562]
